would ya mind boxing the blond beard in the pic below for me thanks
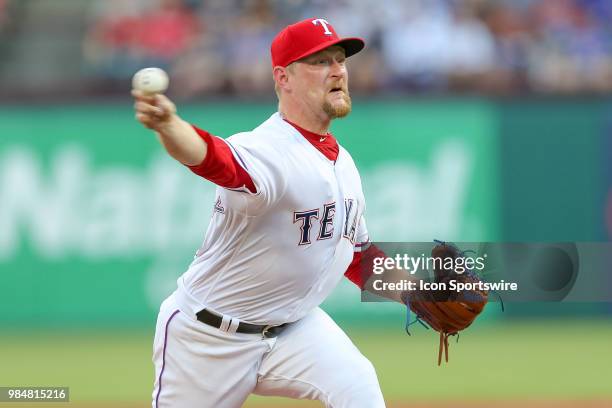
[323,92,352,119]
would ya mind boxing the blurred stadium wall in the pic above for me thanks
[1,99,610,328]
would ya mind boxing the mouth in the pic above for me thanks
[329,87,343,94]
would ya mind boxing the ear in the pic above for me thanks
[273,66,291,93]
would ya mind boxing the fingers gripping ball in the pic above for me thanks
[132,67,169,95]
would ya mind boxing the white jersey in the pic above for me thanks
[178,112,368,325]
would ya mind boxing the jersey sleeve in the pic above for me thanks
[223,133,288,207]
[354,215,369,252]
[187,126,257,193]
[344,243,386,290]
[345,215,384,289]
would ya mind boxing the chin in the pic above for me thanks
[323,95,352,119]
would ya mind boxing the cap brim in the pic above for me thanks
[287,37,365,66]
[335,37,365,58]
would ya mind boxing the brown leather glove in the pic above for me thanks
[402,241,488,365]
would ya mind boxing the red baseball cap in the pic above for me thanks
[271,18,365,67]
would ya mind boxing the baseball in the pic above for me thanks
[132,67,169,95]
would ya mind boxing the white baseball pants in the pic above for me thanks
[152,291,386,407]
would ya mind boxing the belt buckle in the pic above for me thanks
[262,325,274,339]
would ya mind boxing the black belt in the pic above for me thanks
[195,309,289,338]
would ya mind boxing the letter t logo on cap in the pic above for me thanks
[312,18,332,35]
[270,18,364,67]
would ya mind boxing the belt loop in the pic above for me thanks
[262,325,273,339]
[219,315,231,332]
[227,318,240,334]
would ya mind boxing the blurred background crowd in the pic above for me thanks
[0,0,611,100]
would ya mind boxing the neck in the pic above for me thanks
[279,101,330,135]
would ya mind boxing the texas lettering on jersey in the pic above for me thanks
[293,198,359,246]
[182,113,368,325]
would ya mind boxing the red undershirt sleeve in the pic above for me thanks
[186,126,256,193]
[344,243,387,290]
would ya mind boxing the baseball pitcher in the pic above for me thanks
[133,17,486,408]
